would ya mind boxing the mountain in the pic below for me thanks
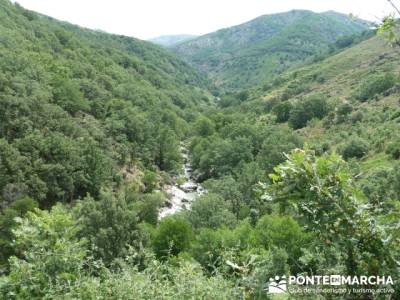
[219,32,400,178]
[173,10,373,91]
[149,34,198,47]
[1,0,399,298]
[0,0,211,209]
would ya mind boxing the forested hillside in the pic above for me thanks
[0,0,212,207]
[0,0,399,299]
[174,10,372,91]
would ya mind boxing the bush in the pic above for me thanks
[272,101,292,123]
[254,215,309,268]
[341,138,369,160]
[355,73,396,101]
[74,192,141,266]
[153,217,193,259]
[0,205,86,299]
[142,170,158,193]
[187,193,236,230]
[288,94,330,129]
[386,141,400,159]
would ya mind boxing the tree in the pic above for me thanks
[272,101,292,123]
[262,148,397,278]
[254,215,310,271]
[354,73,396,101]
[193,116,215,137]
[52,78,90,115]
[187,193,236,230]
[0,205,86,299]
[74,192,140,266]
[0,197,37,271]
[288,94,330,129]
[153,217,193,259]
[341,137,369,160]
[155,128,181,172]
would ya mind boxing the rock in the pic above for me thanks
[180,181,198,192]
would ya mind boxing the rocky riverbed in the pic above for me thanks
[158,146,204,219]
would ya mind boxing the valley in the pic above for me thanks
[0,0,399,299]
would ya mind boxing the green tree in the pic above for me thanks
[153,217,193,259]
[273,101,293,123]
[74,192,140,266]
[288,94,330,129]
[341,137,369,160]
[0,197,37,271]
[193,116,215,137]
[52,78,90,115]
[187,193,236,230]
[262,148,397,278]
[254,215,310,271]
[0,205,86,299]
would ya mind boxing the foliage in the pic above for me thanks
[341,137,369,160]
[187,193,236,230]
[74,192,145,266]
[354,73,396,101]
[272,101,293,123]
[0,197,37,271]
[0,205,87,299]
[288,94,330,129]
[0,0,209,209]
[153,217,193,259]
[386,141,400,159]
[254,215,310,270]
[174,10,371,91]
[262,149,397,278]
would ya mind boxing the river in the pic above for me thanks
[158,146,204,219]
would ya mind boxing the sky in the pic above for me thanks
[11,0,397,40]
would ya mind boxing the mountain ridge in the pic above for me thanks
[173,10,373,91]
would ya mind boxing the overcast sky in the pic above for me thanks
[12,0,396,40]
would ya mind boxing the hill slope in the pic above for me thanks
[215,33,400,180]
[149,34,198,47]
[0,0,210,208]
[174,10,372,90]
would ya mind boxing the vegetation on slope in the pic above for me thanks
[174,10,373,91]
[0,0,211,271]
[0,1,399,299]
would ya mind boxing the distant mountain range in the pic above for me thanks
[173,10,373,90]
[149,34,198,47]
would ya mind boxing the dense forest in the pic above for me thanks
[0,0,399,299]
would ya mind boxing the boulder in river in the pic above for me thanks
[179,181,198,192]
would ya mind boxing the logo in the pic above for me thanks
[266,274,394,296]
[268,275,287,294]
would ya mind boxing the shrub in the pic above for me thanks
[187,193,236,230]
[355,73,396,101]
[386,141,400,159]
[254,215,310,266]
[272,101,293,123]
[288,94,330,129]
[341,138,369,160]
[74,192,141,266]
[153,217,193,259]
